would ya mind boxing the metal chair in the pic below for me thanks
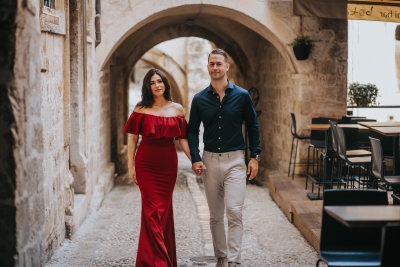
[288,113,310,180]
[316,189,388,267]
[330,122,371,187]
[336,126,371,189]
[350,118,376,149]
[369,137,400,204]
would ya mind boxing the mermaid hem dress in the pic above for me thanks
[124,112,187,267]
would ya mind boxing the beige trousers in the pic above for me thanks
[201,150,247,263]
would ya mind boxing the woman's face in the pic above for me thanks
[149,74,165,97]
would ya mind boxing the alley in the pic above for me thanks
[45,153,319,267]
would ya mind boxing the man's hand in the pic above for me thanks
[247,158,259,180]
[129,168,138,185]
[192,161,206,176]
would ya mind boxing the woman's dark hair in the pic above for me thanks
[137,68,173,108]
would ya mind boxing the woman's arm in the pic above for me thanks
[128,134,139,185]
[178,138,191,161]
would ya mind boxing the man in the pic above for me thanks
[187,48,261,267]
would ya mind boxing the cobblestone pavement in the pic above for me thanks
[46,152,322,267]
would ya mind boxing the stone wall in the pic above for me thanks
[257,17,348,179]
[0,1,18,266]
[2,1,115,265]
[11,1,46,265]
[40,30,72,260]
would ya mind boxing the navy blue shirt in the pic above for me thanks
[187,80,261,163]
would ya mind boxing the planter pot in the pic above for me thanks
[293,44,311,60]
[356,101,371,107]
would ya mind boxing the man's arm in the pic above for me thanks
[243,92,261,158]
[187,97,202,163]
[243,92,261,179]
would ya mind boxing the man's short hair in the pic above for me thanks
[208,48,228,63]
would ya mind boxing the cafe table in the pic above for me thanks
[304,124,368,200]
[324,205,400,267]
[369,126,400,175]
[357,121,400,128]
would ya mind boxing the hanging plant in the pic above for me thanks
[287,36,313,60]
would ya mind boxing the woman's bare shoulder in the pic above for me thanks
[133,104,145,113]
[171,102,185,116]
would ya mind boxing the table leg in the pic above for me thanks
[380,224,400,267]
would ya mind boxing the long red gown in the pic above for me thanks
[124,112,187,267]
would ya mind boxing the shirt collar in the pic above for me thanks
[207,80,234,93]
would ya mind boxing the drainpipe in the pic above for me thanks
[95,0,101,47]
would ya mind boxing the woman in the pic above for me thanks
[124,69,191,267]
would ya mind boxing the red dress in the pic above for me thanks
[124,112,187,267]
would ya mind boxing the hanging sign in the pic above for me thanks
[347,3,400,22]
[293,0,400,22]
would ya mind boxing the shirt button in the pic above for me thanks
[219,116,221,118]
[219,106,221,108]
[217,96,219,98]
[218,148,220,150]
[218,137,220,139]
[219,127,221,129]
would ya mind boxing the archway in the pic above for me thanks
[98,3,348,180]
[100,5,299,180]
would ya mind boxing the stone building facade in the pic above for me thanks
[0,0,347,265]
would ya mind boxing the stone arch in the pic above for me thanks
[97,2,308,74]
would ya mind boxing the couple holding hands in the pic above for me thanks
[124,48,261,267]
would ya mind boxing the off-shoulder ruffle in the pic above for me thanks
[124,112,187,139]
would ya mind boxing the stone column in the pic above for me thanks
[110,59,129,176]
[69,0,88,193]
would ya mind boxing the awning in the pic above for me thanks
[293,0,400,22]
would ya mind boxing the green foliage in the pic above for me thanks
[287,36,313,48]
[348,82,379,107]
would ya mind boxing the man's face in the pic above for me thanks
[207,54,229,81]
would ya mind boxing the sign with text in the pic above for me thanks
[293,0,400,21]
[348,3,400,22]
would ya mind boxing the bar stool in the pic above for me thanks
[306,117,337,190]
[288,113,310,180]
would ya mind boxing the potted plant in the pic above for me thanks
[348,82,379,107]
[287,36,313,60]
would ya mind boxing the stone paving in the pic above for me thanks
[45,152,323,267]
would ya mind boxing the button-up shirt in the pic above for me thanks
[187,80,261,163]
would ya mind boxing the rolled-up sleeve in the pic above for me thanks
[187,97,202,163]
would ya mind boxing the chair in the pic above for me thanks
[316,189,388,267]
[288,113,310,180]
[369,137,400,204]
[328,121,370,190]
[350,118,376,149]
[306,117,337,190]
[336,126,371,189]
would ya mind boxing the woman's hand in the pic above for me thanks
[129,168,138,185]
